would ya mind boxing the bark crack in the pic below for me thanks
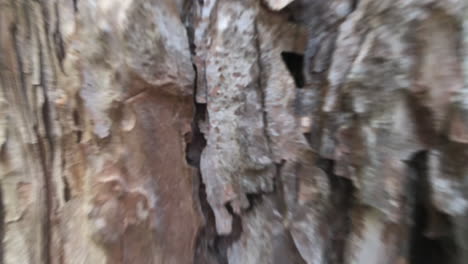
[36,14,54,264]
[253,16,273,157]
[408,151,458,264]
[53,2,65,73]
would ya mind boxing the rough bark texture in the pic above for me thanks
[0,0,467,263]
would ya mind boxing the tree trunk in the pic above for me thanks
[0,0,467,263]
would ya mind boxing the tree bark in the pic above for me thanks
[0,0,467,263]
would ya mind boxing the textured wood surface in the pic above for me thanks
[0,0,467,263]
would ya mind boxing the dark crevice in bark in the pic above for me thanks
[186,13,244,264]
[72,0,78,13]
[254,18,274,156]
[36,2,55,157]
[351,0,360,11]
[245,193,263,212]
[60,156,69,213]
[183,3,225,262]
[317,158,355,264]
[274,162,288,215]
[188,113,243,264]
[194,177,221,264]
[73,109,82,143]
[33,128,52,264]
[37,18,54,264]
[303,132,312,146]
[408,151,458,264]
[63,176,71,202]
[281,52,305,88]
[405,93,440,147]
[53,2,66,73]
[189,82,242,264]
[186,102,206,168]
[214,213,243,264]
[326,177,354,264]
[184,8,234,263]
[40,90,53,153]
